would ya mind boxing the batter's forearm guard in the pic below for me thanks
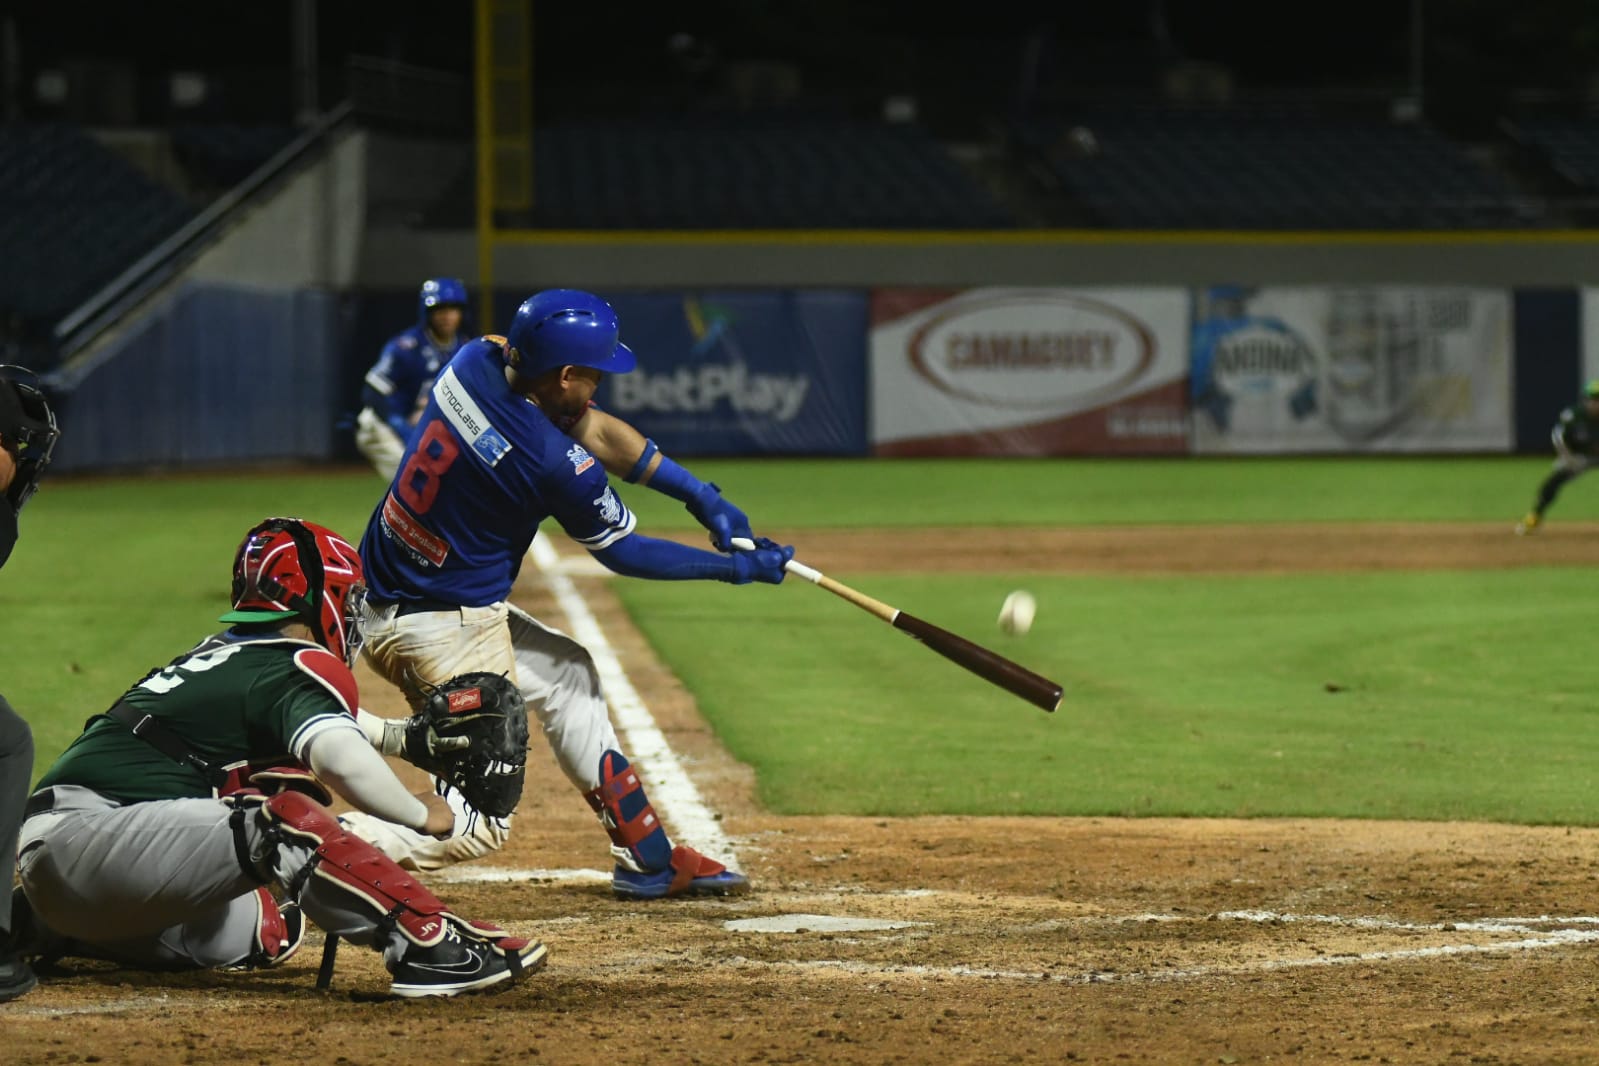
[592,532,740,582]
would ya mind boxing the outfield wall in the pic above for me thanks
[48,281,1585,470]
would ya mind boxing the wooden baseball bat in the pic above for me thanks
[732,538,1062,713]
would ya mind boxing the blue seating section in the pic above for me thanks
[0,124,194,325]
[1012,107,1523,229]
[170,123,298,189]
[1502,115,1599,191]
[519,117,1014,229]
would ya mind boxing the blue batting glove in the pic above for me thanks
[727,543,794,585]
[687,482,754,552]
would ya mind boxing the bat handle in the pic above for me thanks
[729,536,822,583]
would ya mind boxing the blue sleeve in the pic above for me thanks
[362,342,411,424]
[538,448,638,551]
[592,532,739,581]
[534,441,737,581]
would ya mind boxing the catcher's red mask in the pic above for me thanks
[222,517,367,666]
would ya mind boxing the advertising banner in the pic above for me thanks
[1583,287,1599,388]
[595,290,868,456]
[870,287,1190,456]
[1190,286,1513,454]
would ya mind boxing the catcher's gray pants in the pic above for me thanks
[0,694,32,936]
[17,786,408,969]
[347,600,620,871]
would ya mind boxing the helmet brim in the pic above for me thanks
[219,608,300,624]
[607,341,637,374]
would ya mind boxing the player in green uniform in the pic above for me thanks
[1517,380,1599,534]
[5,517,545,996]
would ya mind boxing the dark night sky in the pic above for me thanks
[7,2,1597,128]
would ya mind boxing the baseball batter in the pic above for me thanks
[355,278,469,480]
[8,518,545,997]
[344,288,793,899]
[1516,380,1599,534]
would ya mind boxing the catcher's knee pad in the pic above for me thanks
[262,791,455,948]
[583,750,672,872]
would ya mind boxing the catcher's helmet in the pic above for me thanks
[418,277,468,321]
[504,289,637,379]
[0,366,59,513]
[220,517,368,666]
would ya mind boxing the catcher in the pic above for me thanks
[1516,380,1599,534]
[5,517,545,997]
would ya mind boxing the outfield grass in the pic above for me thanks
[617,568,1599,822]
[3,458,1596,823]
[635,454,1595,528]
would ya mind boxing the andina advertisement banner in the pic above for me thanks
[870,287,1191,456]
[1189,286,1512,454]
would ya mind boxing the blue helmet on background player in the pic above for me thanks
[417,278,468,325]
[504,289,637,379]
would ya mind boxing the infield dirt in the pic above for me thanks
[7,522,1599,1065]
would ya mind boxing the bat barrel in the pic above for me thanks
[729,537,1062,712]
[893,612,1062,713]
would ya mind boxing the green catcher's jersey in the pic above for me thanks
[37,633,362,803]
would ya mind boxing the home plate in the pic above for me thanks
[725,914,928,933]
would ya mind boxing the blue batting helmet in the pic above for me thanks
[504,289,637,378]
[418,277,468,321]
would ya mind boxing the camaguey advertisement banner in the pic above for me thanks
[595,290,868,455]
[1190,286,1512,454]
[869,287,1190,456]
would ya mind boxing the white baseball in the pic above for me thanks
[997,590,1036,636]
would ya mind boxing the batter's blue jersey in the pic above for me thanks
[360,338,635,606]
[361,325,464,427]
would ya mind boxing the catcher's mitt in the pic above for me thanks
[403,672,528,819]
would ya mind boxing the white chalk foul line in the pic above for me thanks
[715,910,1599,985]
[528,536,739,867]
[728,926,1599,986]
[433,866,610,885]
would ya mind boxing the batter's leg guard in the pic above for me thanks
[584,750,749,900]
[262,792,547,996]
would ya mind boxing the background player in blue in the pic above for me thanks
[7,518,546,997]
[355,277,469,480]
[345,289,793,899]
[0,367,58,1003]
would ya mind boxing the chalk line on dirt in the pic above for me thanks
[732,927,1599,985]
[433,866,609,884]
[709,909,1599,985]
[527,536,739,866]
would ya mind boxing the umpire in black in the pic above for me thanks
[0,367,60,1002]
